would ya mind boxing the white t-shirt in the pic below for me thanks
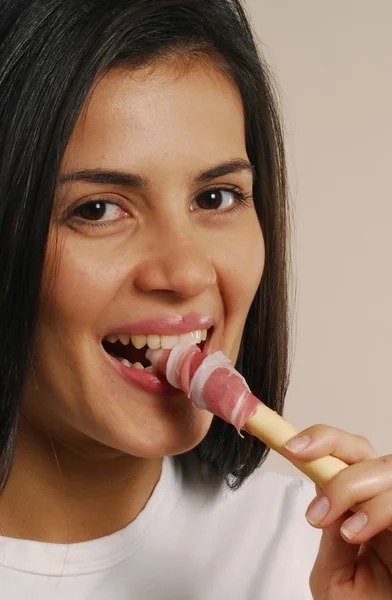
[0,454,321,599]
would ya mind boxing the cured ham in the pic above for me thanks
[148,342,258,432]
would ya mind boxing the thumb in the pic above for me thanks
[310,512,360,590]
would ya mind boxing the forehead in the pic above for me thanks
[62,60,247,177]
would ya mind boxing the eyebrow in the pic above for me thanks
[57,159,255,189]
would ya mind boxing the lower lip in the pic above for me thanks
[104,352,185,396]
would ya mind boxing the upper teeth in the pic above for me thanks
[104,329,207,350]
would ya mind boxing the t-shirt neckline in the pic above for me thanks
[0,456,178,576]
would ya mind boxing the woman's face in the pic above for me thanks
[24,59,265,459]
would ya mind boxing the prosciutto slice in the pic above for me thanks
[146,342,259,432]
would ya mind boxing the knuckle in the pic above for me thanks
[343,479,357,502]
[355,434,376,456]
[306,423,330,438]
[324,469,356,504]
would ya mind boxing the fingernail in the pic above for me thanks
[341,512,368,539]
[306,496,330,524]
[284,434,312,453]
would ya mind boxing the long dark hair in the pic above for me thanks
[0,0,292,490]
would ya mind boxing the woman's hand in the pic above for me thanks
[283,425,392,599]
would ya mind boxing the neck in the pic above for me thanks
[0,419,162,543]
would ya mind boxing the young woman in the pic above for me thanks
[0,1,391,598]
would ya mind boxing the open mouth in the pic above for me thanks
[102,328,210,372]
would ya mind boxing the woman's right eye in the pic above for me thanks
[71,200,129,226]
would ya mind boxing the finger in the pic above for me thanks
[310,516,392,595]
[340,489,392,544]
[309,513,359,593]
[304,456,392,531]
[283,424,377,464]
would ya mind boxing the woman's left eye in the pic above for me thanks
[71,200,128,224]
[191,188,243,212]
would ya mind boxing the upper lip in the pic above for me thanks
[102,312,216,337]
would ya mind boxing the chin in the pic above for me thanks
[108,404,214,459]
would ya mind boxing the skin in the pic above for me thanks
[284,428,392,598]
[0,59,264,542]
[1,56,392,599]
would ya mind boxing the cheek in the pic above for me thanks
[222,220,265,307]
[216,218,264,357]
[41,236,123,330]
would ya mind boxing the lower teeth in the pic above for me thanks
[120,358,132,367]
[116,356,156,373]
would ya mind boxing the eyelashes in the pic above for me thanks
[67,185,254,232]
[69,200,128,229]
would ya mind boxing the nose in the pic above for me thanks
[132,227,217,299]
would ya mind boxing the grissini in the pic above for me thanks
[147,343,386,526]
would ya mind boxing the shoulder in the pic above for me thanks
[171,453,321,598]
[240,464,317,518]
[175,451,317,531]
[177,451,315,504]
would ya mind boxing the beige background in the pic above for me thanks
[246,0,392,476]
